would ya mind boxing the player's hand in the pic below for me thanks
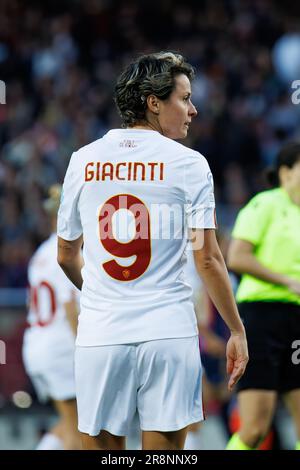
[286,279,300,296]
[226,331,249,392]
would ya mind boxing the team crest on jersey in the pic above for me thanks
[122,269,131,279]
[119,140,137,148]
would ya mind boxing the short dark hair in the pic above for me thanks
[114,52,195,127]
[267,142,300,187]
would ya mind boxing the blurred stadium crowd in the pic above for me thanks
[1,0,300,287]
[1,0,300,449]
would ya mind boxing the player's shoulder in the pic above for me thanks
[29,235,55,269]
[70,137,104,163]
[238,189,280,221]
[247,188,279,208]
[158,134,206,160]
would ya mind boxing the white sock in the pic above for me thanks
[184,431,201,450]
[36,433,64,450]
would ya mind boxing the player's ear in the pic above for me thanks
[146,95,160,115]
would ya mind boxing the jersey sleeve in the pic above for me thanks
[57,151,83,240]
[232,192,273,245]
[184,153,216,229]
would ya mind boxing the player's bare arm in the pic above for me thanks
[192,229,248,391]
[58,236,84,291]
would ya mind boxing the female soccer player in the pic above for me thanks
[57,52,248,450]
[23,185,80,450]
[227,142,300,450]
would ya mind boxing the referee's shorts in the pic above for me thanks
[237,301,300,393]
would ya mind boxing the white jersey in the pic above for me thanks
[57,129,216,346]
[24,233,77,349]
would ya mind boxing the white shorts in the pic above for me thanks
[75,335,203,436]
[22,331,76,402]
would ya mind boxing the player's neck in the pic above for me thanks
[130,118,163,135]
[282,186,300,207]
